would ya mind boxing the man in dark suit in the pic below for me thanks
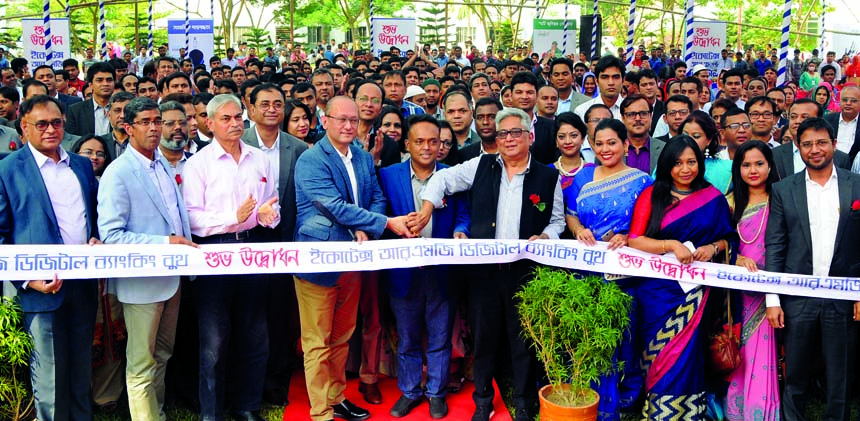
[0,95,99,421]
[773,99,851,180]
[100,91,135,159]
[825,85,860,167]
[766,117,860,421]
[621,94,665,174]
[459,97,502,162]
[415,108,565,421]
[507,71,557,165]
[240,83,308,407]
[378,115,471,419]
[66,62,116,136]
[293,96,412,421]
[33,65,82,109]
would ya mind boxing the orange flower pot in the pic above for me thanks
[538,384,600,421]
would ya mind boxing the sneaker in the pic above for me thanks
[429,397,448,419]
[331,399,370,421]
[389,395,422,418]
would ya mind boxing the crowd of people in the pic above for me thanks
[1,34,860,421]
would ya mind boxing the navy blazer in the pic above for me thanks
[294,137,388,286]
[0,146,99,312]
[378,160,470,299]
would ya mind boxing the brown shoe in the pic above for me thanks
[358,381,382,405]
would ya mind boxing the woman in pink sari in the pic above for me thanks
[725,140,781,421]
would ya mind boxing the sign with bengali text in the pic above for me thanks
[22,19,70,70]
[2,239,860,302]
[371,18,416,58]
[686,20,727,78]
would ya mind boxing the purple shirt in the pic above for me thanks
[627,138,651,174]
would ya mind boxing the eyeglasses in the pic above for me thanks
[798,138,833,149]
[623,111,650,120]
[587,117,609,124]
[749,112,774,120]
[328,116,359,126]
[163,119,188,127]
[665,109,690,117]
[78,149,106,159]
[440,141,453,149]
[133,119,164,128]
[842,98,860,104]
[724,122,752,130]
[29,119,64,131]
[256,102,284,111]
[496,128,526,139]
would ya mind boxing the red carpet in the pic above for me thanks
[283,372,513,421]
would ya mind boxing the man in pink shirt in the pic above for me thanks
[181,94,279,421]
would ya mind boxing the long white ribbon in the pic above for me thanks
[2,239,858,301]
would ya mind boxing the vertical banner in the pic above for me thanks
[370,18,416,58]
[685,20,726,78]
[22,18,70,70]
[167,19,214,68]
[533,19,577,58]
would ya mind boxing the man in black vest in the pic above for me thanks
[413,108,565,421]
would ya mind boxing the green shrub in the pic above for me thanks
[0,296,34,420]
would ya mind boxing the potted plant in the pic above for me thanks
[0,296,34,420]
[517,267,632,421]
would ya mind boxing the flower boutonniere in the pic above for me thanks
[440,197,448,208]
[8,141,16,151]
[261,176,268,183]
[175,174,182,185]
[529,193,546,212]
[852,199,860,211]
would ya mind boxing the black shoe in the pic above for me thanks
[389,395,422,418]
[429,397,448,419]
[332,399,370,421]
[228,410,268,421]
[471,405,494,421]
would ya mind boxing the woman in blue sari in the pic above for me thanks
[627,135,738,420]
[680,110,733,194]
[565,119,652,420]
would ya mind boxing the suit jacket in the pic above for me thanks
[530,116,557,165]
[190,136,211,153]
[643,137,667,174]
[58,93,83,108]
[97,149,191,304]
[458,141,484,162]
[0,146,98,312]
[65,98,97,136]
[650,100,665,136]
[241,127,308,242]
[294,137,387,286]
[0,124,21,152]
[825,112,860,164]
[766,167,860,315]
[378,160,470,299]
[772,142,850,180]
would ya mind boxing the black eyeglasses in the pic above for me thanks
[29,119,64,131]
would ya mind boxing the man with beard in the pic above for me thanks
[157,99,192,175]
[162,93,206,154]
[421,79,443,120]
[240,83,308,407]
[101,91,135,159]
[550,58,579,114]
[459,97,502,161]
[745,96,780,147]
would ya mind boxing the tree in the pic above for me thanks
[420,6,451,47]
[244,27,271,50]
[713,0,823,52]
[285,0,412,50]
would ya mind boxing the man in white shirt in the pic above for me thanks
[766,117,860,421]
[825,86,860,159]
[574,55,625,119]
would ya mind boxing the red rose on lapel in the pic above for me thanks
[261,176,267,183]
[175,174,182,185]
[8,141,16,151]
[529,194,540,205]
[852,199,860,211]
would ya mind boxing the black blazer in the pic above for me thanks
[772,141,851,181]
[459,141,483,162]
[530,116,557,165]
[58,93,82,108]
[650,99,665,136]
[825,112,860,164]
[65,98,97,136]
[766,167,860,314]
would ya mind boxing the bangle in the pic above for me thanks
[661,240,666,254]
[712,242,720,255]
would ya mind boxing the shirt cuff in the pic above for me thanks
[765,293,781,307]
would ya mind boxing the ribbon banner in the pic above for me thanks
[2,239,859,301]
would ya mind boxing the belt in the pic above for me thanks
[195,230,254,244]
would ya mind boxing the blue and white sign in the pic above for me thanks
[167,19,214,69]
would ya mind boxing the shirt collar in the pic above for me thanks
[804,165,838,185]
[254,126,280,151]
[628,137,651,150]
[495,153,532,173]
[211,137,251,161]
[127,144,164,169]
[28,142,69,167]
[841,113,859,124]
[409,159,436,181]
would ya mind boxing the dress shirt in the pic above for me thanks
[337,145,359,203]
[573,95,623,120]
[164,150,189,179]
[836,114,858,155]
[420,154,565,239]
[94,101,110,135]
[221,58,238,69]
[557,91,573,115]
[409,162,435,238]
[127,146,184,240]
[807,168,839,277]
[197,131,212,143]
[792,143,805,175]
[453,56,471,68]
[29,144,87,246]
[627,138,651,174]
[182,139,280,237]
[254,127,281,193]
[652,119,670,139]
[114,134,129,158]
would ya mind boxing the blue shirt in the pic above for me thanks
[400,100,426,118]
[755,58,773,75]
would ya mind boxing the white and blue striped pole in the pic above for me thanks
[43,0,53,68]
[148,0,153,57]
[185,0,190,55]
[369,0,375,56]
[777,0,791,86]
[591,0,599,59]
[683,0,695,64]
[819,0,826,52]
[625,0,636,67]
[65,0,70,19]
[563,0,569,55]
[98,0,106,59]
[536,0,541,20]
